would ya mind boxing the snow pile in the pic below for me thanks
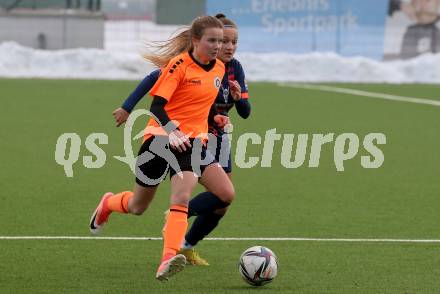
[1,41,440,83]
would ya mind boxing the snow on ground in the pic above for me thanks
[1,41,440,83]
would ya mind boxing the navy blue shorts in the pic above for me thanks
[211,133,232,174]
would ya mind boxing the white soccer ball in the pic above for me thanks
[238,246,278,286]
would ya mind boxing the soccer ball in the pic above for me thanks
[238,246,278,286]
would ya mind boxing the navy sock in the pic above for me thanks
[188,191,229,217]
[185,212,224,246]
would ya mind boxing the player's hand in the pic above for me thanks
[214,114,230,128]
[229,80,242,101]
[112,107,130,127]
[169,129,192,153]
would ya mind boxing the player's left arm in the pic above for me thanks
[233,62,251,119]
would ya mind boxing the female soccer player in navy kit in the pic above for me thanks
[111,14,251,266]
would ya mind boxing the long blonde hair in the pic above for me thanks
[144,15,223,68]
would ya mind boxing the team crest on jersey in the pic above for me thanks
[222,86,229,103]
[214,76,221,90]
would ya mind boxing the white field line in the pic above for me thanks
[278,83,440,107]
[1,236,440,243]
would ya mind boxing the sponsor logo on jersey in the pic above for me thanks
[187,79,202,85]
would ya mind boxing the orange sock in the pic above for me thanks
[107,191,133,213]
[162,205,188,258]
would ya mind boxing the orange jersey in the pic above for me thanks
[144,52,224,140]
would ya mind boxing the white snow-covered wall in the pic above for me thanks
[1,20,440,83]
[1,41,440,83]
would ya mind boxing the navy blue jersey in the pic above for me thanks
[212,58,249,114]
[209,58,251,135]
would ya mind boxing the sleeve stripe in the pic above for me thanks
[241,92,249,99]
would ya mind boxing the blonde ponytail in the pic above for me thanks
[144,15,223,68]
[143,28,191,68]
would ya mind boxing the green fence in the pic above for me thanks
[156,0,205,25]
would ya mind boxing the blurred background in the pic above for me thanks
[0,0,439,81]
[1,2,440,292]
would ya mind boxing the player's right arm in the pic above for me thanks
[113,69,160,127]
[150,96,191,152]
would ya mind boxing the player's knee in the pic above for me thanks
[218,186,235,204]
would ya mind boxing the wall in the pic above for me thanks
[207,0,440,60]
[207,0,388,60]
[0,9,104,49]
[156,0,204,25]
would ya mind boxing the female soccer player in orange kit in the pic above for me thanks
[111,14,251,266]
[89,15,235,281]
